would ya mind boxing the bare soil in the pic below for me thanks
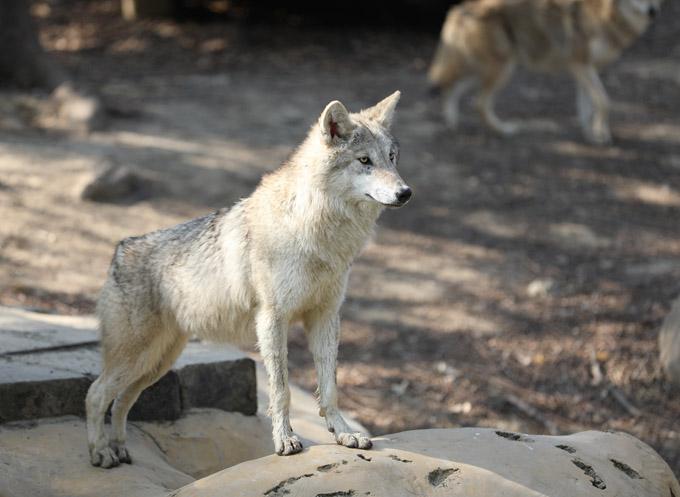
[1,0,679,477]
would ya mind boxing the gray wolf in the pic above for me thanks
[428,0,662,144]
[85,91,411,468]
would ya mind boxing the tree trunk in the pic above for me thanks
[0,0,65,89]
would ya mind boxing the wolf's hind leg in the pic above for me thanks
[305,310,372,450]
[86,367,135,468]
[477,62,520,136]
[256,307,301,456]
[109,333,188,464]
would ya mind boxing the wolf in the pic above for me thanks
[85,91,411,468]
[428,0,663,144]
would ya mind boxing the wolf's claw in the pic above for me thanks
[111,443,132,464]
[90,446,120,468]
[276,434,303,456]
[336,432,373,450]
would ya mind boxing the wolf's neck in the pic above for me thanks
[296,180,380,264]
[287,146,382,264]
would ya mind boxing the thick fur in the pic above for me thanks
[428,0,663,143]
[85,92,411,468]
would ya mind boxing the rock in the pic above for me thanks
[50,83,104,133]
[659,296,680,385]
[0,416,192,497]
[626,260,680,281]
[0,306,256,422]
[548,223,609,249]
[80,161,151,203]
[0,404,353,497]
[526,278,556,298]
[174,428,680,497]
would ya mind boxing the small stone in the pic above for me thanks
[448,401,472,414]
[51,83,105,132]
[526,278,555,298]
[80,161,151,203]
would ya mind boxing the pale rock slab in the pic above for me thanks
[174,428,680,497]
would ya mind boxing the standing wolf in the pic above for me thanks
[428,0,663,144]
[85,92,411,468]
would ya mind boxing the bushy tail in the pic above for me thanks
[427,8,467,92]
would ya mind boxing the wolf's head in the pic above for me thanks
[616,0,663,32]
[315,91,411,208]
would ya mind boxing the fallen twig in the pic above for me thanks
[502,392,560,435]
[606,385,642,417]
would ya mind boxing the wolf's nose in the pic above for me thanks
[396,187,412,205]
[648,5,657,17]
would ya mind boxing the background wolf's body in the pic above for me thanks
[86,92,410,468]
[428,0,662,143]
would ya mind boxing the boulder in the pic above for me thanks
[0,307,367,496]
[79,161,151,203]
[659,296,680,385]
[174,428,680,497]
[0,306,257,423]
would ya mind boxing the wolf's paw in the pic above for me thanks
[110,442,132,464]
[336,432,373,450]
[90,446,120,468]
[492,120,521,136]
[275,434,303,456]
[587,126,612,145]
[443,112,459,130]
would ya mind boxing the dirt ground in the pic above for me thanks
[1,0,679,477]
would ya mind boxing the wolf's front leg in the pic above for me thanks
[306,311,372,450]
[256,307,302,455]
[571,64,611,145]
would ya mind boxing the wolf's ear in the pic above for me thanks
[364,90,401,129]
[320,100,354,145]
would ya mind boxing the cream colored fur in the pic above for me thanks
[85,92,411,467]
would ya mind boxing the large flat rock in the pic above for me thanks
[174,428,680,497]
[0,306,256,422]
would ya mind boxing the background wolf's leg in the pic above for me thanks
[256,308,301,456]
[305,310,372,450]
[109,333,188,464]
[576,84,594,132]
[477,62,519,135]
[571,65,611,144]
[444,78,476,129]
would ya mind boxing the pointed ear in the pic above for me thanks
[363,90,401,129]
[319,100,355,145]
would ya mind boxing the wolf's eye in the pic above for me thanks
[389,151,396,162]
[358,156,372,165]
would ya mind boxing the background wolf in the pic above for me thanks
[85,91,411,468]
[428,0,663,144]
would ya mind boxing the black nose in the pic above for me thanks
[396,187,412,205]
[648,5,657,17]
